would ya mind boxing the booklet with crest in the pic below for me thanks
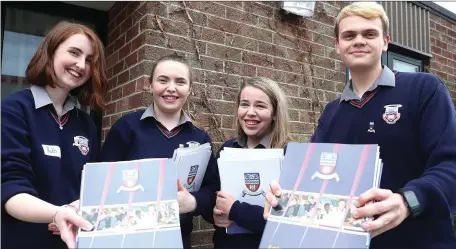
[173,142,212,192]
[217,148,283,234]
[260,142,382,248]
[76,158,183,248]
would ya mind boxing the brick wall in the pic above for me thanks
[428,11,456,233]
[429,13,456,106]
[104,2,345,247]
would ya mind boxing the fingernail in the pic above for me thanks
[353,200,359,207]
[275,190,281,196]
[85,224,94,231]
[351,210,359,218]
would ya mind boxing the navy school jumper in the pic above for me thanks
[1,86,99,249]
[213,136,285,249]
[312,66,456,248]
[97,105,219,249]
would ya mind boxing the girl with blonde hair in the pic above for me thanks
[212,77,292,248]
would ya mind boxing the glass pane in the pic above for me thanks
[392,59,419,72]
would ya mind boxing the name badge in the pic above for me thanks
[42,145,61,158]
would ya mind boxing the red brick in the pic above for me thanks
[111,87,122,100]
[118,70,130,85]
[273,58,302,72]
[221,115,235,129]
[136,76,150,92]
[291,122,315,133]
[107,51,119,69]
[207,100,236,115]
[435,23,447,33]
[242,52,273,67]
[204,71,242,88]
[222,87,239,101]
[226,7,259,26]
[102,116,111,128]
[188,2,226,18]
[219,1,243,10]
[207,85,223,99]
[257,67,284,82]
[226,34,257,51]
[431,45,442,55]
[168,5,207,26]
[105,102,116,115]
[207,43,242,61]
[122,81,137,96]
[258,41,286,57]
[195,56,224,72]
[207,16,243,34]
[199,28,225,44]
[244,2,273,18]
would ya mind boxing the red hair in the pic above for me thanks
[26,21,108,110]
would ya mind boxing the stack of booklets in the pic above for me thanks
[76,158,183,248]
[217,147,283,234]
[173,142,212,192]
[260,142,383,248]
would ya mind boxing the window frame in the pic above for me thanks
[386,51,423,72]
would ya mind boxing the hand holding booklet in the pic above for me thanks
[76,158,182,248]
[173,142,212,192]
[217,147,283,234]
[260,142,383,248]
[75,143,213,248]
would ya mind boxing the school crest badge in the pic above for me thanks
[72,136,89,155]
[242,172,266,197]
[184,165,198,190]
[383,104,402,124]
[117,169,145,193]
[311,152,340,182]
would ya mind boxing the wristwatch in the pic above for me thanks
[397,189,421,218]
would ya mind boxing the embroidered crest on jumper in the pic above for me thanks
[184,165,199,190]
[72,136,89,155]
[117,169,145,193]
[242,172,266,197]
[383,104,402,124]
[311,152,340,182]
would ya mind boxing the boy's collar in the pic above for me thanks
[340,65,395,103]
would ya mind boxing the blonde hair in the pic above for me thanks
[334,2,389,40]
[234,77,293,148]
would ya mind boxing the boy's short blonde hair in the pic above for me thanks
[334,2,389,39]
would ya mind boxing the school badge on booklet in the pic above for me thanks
[311,152,340,182]
[242,172,265,197]
[117,168,144,193]
[383,104,402,124]
[72,136,89,155]
[184,165,198,190]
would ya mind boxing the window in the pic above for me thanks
[386,52,423,73]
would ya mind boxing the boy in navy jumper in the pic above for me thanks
[98,54,219,249]
[213,77,292,248]
[1,21,108,249]
[265,2,456,248]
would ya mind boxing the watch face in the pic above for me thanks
[403,191,420,216]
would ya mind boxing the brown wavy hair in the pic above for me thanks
[26,21,108,110]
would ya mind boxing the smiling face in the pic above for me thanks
[237,86,275,143]
[150,60,191,115]
[52,33,93,91]
[336,15,389,71]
